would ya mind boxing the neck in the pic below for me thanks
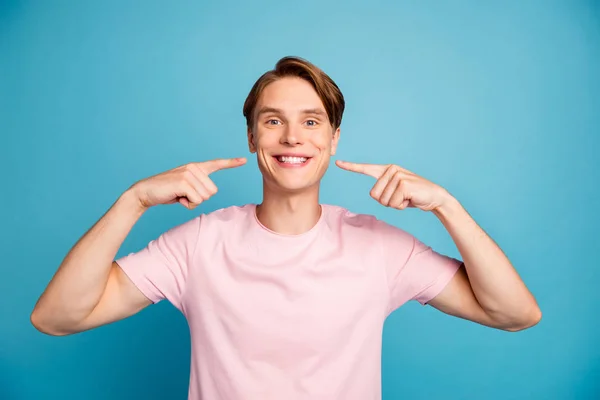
[256,180,322,235]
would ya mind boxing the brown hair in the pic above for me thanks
[243,56,345,130]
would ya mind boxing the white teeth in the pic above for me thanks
[277,156,307,164]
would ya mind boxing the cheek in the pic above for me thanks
[312,132,334,150]
[254,133,275,150]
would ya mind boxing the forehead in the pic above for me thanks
[256,77,325,111]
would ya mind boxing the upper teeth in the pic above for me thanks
[278,156,307,164]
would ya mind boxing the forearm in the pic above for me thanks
[31,188,146,329]
[433,196,541,327]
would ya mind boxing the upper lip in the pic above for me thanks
[273,153,312,158]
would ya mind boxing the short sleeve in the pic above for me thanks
[115,216,201,310]
[377,221,462,313]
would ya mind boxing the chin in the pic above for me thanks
[264,176,321,194]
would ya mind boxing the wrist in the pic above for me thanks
[120,186,148,217]
[432,192,462,222]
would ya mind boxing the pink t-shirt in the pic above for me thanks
[116,204,461,400]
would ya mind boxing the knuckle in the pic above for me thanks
[179,164,192,175]
[186,163,203,176]
[178,171,190,183]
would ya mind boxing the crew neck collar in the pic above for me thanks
[250,203,326,239]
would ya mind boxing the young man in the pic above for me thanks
[31,56,541,399]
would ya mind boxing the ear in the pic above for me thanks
[247,128,257,153]
[330,127,341,156]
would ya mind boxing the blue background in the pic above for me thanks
[2,1,599,399]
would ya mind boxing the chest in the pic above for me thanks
[185,243,388,364]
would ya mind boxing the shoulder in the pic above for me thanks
[202,203,254,221]
[164,204,253,235]
[195,203,254,229]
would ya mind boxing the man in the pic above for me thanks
[31,56,541,399]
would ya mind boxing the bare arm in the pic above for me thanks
[335,160,541,331]
[30,157,247,336]
[427,197,542,331]
[30,189,151,336]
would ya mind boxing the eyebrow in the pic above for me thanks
[256,107,327,117]
[301,108,327,116]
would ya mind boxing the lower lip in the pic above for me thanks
[273,157,312,168]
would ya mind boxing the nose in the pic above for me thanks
[280,125,303,146]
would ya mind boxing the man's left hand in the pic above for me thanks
[335,160,452,212]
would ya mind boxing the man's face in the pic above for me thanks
[247,77,340,193]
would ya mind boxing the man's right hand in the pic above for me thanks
[132,158,247,210]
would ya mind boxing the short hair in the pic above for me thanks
[243,56,345,130]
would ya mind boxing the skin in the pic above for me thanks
[30,75,541,337]
[247,77,340,235]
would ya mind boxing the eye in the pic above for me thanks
[305,119,318,127]
[267,119,281,125]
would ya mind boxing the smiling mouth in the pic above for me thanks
[274,155,311,165]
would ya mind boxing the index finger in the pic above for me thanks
[200,157,247,174]
[335,160,386,179]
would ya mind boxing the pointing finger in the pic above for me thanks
[200,157,247,174]
[335,160,386,179]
